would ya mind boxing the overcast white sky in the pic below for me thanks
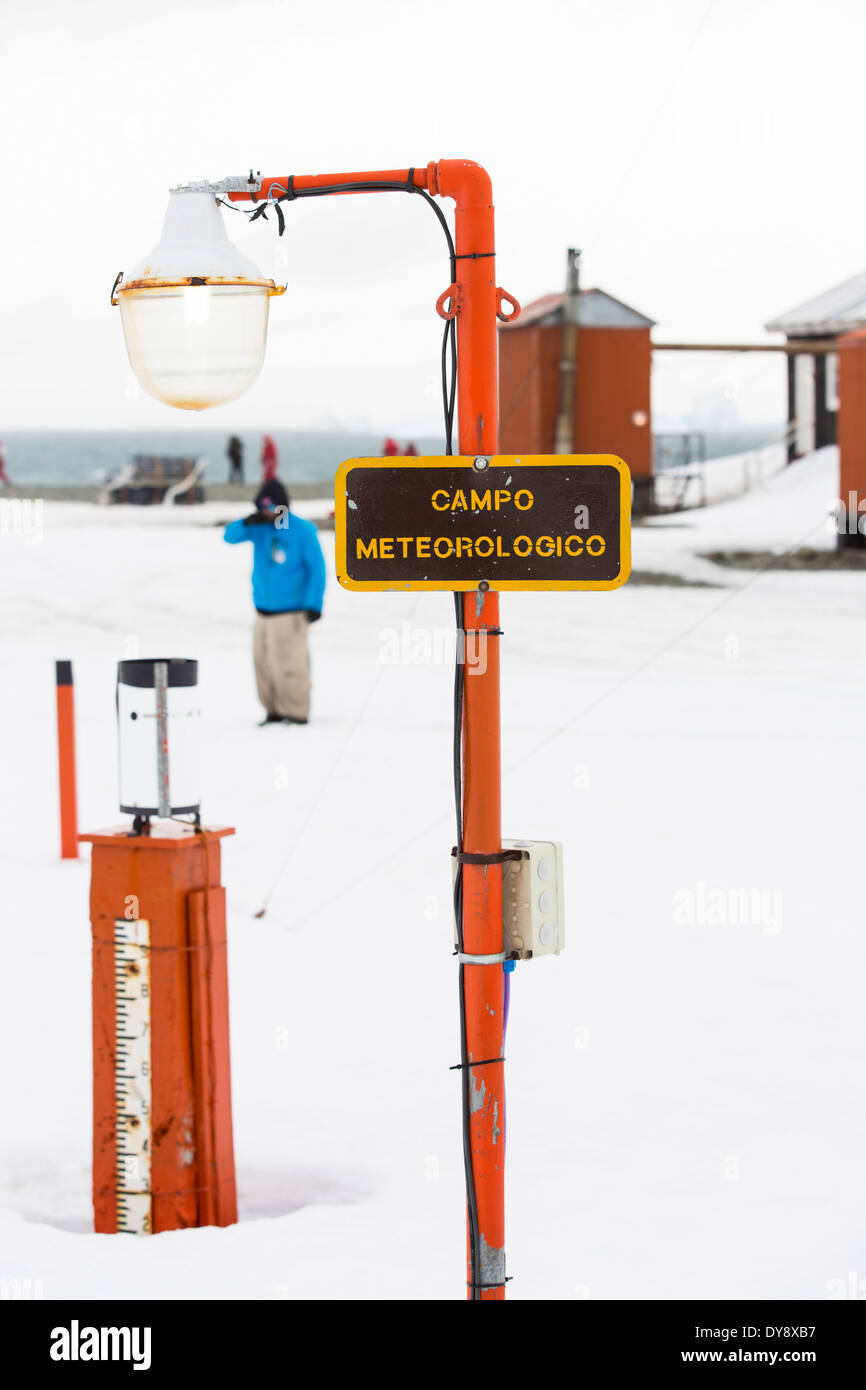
[1,0,864,434]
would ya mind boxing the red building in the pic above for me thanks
[498,287,654,492]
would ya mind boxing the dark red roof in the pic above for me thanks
[500,288,655,331]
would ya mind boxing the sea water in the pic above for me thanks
[0,430,445,488]
[0,426,782,489]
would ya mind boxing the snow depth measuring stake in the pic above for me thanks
[84,817,237,1236]
[113,916,152,1235]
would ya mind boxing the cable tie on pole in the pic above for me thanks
[466,1277,513,1289]
[449,1056,505,1071]
[454,251,496,260]
[452,847,527,866]
[456,951,506,965]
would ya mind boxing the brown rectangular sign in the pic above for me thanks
[334,454,631,591]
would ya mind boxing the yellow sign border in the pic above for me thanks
[334,454,632,592]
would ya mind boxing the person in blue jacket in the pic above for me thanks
[224,479,326,725]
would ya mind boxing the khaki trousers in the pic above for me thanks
[253,612,311,720]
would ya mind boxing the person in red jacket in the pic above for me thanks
[261,434,278,481]
[0,441,10,486]
[382,437,399,457]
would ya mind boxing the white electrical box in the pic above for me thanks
[452,839,565,961]
[502,839,564,959]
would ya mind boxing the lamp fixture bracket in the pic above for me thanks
[169,171,263,196]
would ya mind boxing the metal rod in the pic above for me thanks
[154,661,170,819]
[654,340,838,354]
[555,247,581,454]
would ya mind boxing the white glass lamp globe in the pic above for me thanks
[114,191,284,411]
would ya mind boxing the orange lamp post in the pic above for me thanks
[116,160,510,1297]
[226,163,506,1297]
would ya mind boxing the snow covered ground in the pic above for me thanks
[1,446,864,1301]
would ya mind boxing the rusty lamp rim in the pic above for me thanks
[111,274,286,306]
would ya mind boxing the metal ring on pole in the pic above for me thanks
[437,284,463,320]
[496,287,521,323]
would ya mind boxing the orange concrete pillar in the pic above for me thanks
[837,329,866,546]
[80,823,237,1234]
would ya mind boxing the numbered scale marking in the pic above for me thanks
[113,918,152,1235]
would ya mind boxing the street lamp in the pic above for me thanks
[112,178,284,410]
[113,160,512,1300]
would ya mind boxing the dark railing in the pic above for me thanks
[646,433,708,513]
[653,432,707,472]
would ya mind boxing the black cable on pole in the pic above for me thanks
[231,176,458,454]
[452,589,481,1299]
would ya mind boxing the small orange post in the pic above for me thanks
[55,660,79,860]
[80,822,237,1234]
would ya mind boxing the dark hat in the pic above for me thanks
[255,479,290,511]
